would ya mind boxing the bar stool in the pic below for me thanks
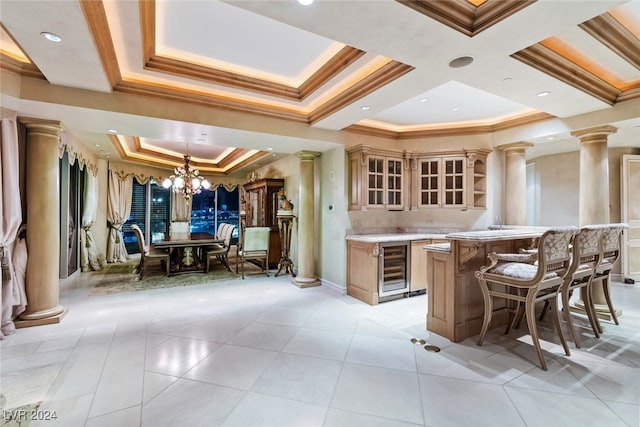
[475,227,577,370]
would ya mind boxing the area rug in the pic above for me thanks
[89,255,266,295]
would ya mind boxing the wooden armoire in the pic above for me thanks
[242,178,283,268]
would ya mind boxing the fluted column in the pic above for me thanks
[18,118,66,326]
[498,142,533,226]
[571,125,618,320]
[293,151,320,288]
[573,125,616,226]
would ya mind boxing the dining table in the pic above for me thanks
[153,232,223,275]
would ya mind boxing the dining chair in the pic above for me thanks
[206,224,236,272]
[475,227,577,370]
[131,224,170,278]
[236,226,270,279]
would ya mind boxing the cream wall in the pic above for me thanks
[319,147,349,290]
[527,147,640,226]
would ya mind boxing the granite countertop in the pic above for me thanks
[445,228,545,242]
[423,242,451,253]
[346,233,449,243]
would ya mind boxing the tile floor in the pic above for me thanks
[1,268,639,427]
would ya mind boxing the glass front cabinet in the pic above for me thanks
[348,146,407,210]
[348,145,490,211]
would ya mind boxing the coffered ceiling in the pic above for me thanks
[1,0,639,175]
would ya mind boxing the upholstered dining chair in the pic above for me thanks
[236,226,270,279]
[206,224,236,273]
[589,223,628,334]
[131,224,170,278]
[215,222,228,240]
[475,227,577,370]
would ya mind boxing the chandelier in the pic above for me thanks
[162,154,210,200]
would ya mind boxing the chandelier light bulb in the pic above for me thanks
[174,177,185,189]
[191,178,201,190]
[202,180,211,190]
[162,178,172,188]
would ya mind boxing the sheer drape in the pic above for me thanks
[170,192,192,238]
[0,110,24,338]
[81,170,101,271]
[171,192,192,222]
[106,170,132,263]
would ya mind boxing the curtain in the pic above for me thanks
[0,110,24,339]
[170,192,192,238]
[11,227,27,319]
[81,170,101,271]
[171,191,192,222]
[106,170,133,263]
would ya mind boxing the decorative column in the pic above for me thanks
[498,142,533,226]
[571,125,619,320]
[17,119,66,327]
[293,151,320,288]
[573,125,616,226]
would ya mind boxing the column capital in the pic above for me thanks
[19,117,64,138]
[496,142,534,155]
[297,150,321,161]
[571,125,617,144]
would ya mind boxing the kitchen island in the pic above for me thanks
[346,233,449,305]
[424,228,546,342]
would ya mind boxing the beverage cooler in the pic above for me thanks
[378,242,410,301]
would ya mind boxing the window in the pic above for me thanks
[123,180,147,254]
[150,185,170,243]
[191,186,239,240]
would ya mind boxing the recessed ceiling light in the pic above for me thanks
[267,147,273,151]
[107,129,118,133]
[537,91,551,97]
[448,56,474,68]
[360,105,371,111]
[41,32,62,43]
[546,136,555,141]
[452,107,461,111]
[298,0,314,5]
[419,98,429,103]
[95,144,100,147]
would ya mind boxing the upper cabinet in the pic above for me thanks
[348,146,407,210]
[348,145,491,211]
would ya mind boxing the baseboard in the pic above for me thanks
[320,278,346,295]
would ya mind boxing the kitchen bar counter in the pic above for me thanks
[424,228,545,342]
[346,232,449,243]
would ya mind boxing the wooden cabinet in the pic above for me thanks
[416,156,466,208]
[410,238,449,291]
[346,240,381,305]
[347,146,406,210]
[412,148,491,210]
[470,155,487,208]
[242,178,283,268]
[347,237,448,304]
[348,145,490,211]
